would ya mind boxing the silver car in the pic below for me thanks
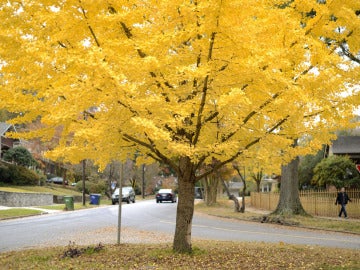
[112,187,136,204]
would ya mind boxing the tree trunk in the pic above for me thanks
[233,165,247,212]
[240,177,246,213]
[255,178,261,192]
[273,156,307,216]
[203,175,218,206]
[221,178,240,212]
[173,157,196,253]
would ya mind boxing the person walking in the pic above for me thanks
[335,187,352,218]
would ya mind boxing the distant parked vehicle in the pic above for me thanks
[46,177,67,185]
[195,187,204,199]
[156,189,177,203]
[112,187,136,204]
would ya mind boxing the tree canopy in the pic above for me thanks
[3,146,37,167]
[1,0,359,252]
[312,155,360,188]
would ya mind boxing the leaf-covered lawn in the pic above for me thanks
[0,241,358,270]
[195,199,360,234]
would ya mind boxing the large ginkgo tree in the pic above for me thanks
[0,0,359,252]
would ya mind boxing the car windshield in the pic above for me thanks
[113,187,132,195]
[158,189,172,193]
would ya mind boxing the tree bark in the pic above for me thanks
[273,156,307,216]
[173,157,196,253]
[203,175,219,206]
[240,177,246,213]
[233,165,246,213]
[221,178,240,212]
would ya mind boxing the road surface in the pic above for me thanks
[0,199,359,252]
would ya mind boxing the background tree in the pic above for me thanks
[202,173,220,206]
[0,110,17,122]
[312,155,360,189]
[3,146,37,168]
[232,164,247,213]
[273,155,307,216]
[299,148,325,189]
[250,170,264,193]
[1,1,359,253]
[201,162,233,206]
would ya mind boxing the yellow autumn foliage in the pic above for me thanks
[0,0,359,175]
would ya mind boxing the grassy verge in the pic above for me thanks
[0,208,44,219]
[0,241,359,269]
[0,184,81,196]
[0,199,115,219]
[195,199,360,234]
[35,200,113,211]
[0,184,113,219]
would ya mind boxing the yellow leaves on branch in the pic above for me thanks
[130,117,171,142]
[0,0,359,172]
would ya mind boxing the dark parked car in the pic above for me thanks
[112,187,136,204]
[156,189,177,203]
[195,187,204,199]
[46,177,67,185]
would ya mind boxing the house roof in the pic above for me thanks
[0,122,13,136]
[331,136,360,154]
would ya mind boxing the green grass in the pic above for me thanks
[0,208,43,219]
[0,185,113,219]
[37,200,112,210]
[0,241,359,269]
[0,184,81,195]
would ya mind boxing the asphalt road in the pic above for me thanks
[0,199,359,253]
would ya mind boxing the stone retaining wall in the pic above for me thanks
[0,191,53,207]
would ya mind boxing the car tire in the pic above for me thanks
[127,198,130,204]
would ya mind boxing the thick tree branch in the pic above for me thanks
[193,31,217,145]
[122,133,178,174]
[79,1,101,47]
[196,114,291,181]
[339,43,360,64]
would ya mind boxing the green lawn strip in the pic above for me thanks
[0,186,34,193]
[0,241,358,269]
[34,199,112,211]
[0,208,44,219]
[0,185,81,196]
[0,201,113,219]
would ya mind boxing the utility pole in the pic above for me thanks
[142,164,145,199]
[82,159,86,206]
[117,162,123,245]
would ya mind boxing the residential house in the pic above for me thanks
[328,136,360,165]
[0,122,20,159]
